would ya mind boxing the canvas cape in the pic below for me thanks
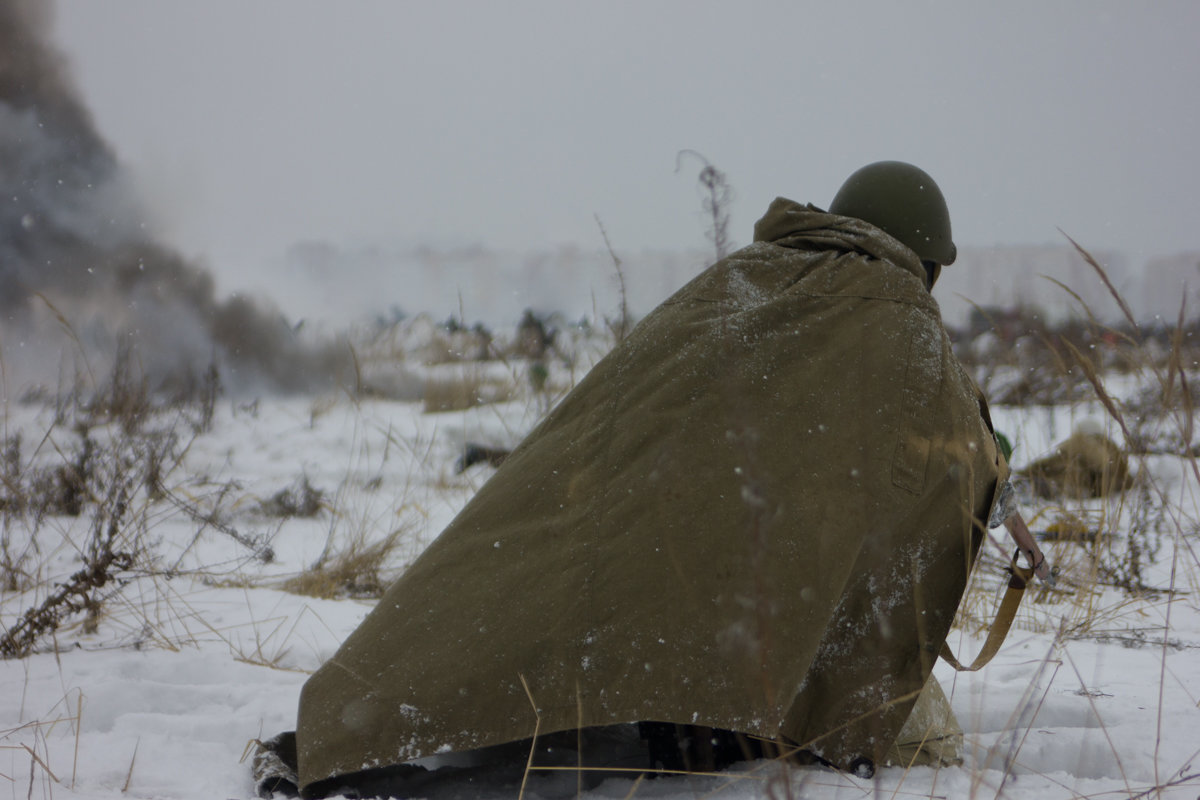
[294,199,1007,794]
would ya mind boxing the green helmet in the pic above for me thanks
[829,161,957,267]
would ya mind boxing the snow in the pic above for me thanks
[3,352,1200,800]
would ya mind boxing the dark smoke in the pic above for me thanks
[0,0,350,395]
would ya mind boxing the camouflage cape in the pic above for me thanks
[295,198,1007,793]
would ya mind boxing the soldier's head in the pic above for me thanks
[829,161,956,289]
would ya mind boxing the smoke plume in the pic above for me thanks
[0,0,349,395]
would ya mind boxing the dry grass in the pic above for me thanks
[422,374,487,413]
[0,335,266,658]
[955,238,1198,624]
[280,525,410,600]
[422,371,514,414]
[935,240,1200,799]
[259,476,327,519]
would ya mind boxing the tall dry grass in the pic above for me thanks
[955,242,1198,633]
[0,346,261,657]
[942,241,1200,798]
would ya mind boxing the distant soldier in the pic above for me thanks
[514,308,555,359]
[454,442,510,474]
[1022,421,1134,498]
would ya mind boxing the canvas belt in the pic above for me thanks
[939,551,1036,672]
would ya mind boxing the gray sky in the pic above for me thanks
[51,1,1200,291]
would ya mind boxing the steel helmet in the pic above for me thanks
[829,161,957,267]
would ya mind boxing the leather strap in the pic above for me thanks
[940,551,1036,672]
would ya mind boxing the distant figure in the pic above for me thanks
[454,443,510,474]
[514,309,555,359]
[471,322,494,361]
[1021,421,1134,498]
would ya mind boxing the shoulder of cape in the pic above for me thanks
[710,240,940,317]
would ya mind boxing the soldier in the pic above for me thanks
[1022,420,1134,498]
[258,162,1050,798]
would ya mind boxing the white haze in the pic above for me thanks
[49,1,1200,329]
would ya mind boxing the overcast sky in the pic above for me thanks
[51,1,1200,289]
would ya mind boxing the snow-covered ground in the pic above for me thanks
[2,344,1199,800]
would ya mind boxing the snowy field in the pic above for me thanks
[2,326,1199,800]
